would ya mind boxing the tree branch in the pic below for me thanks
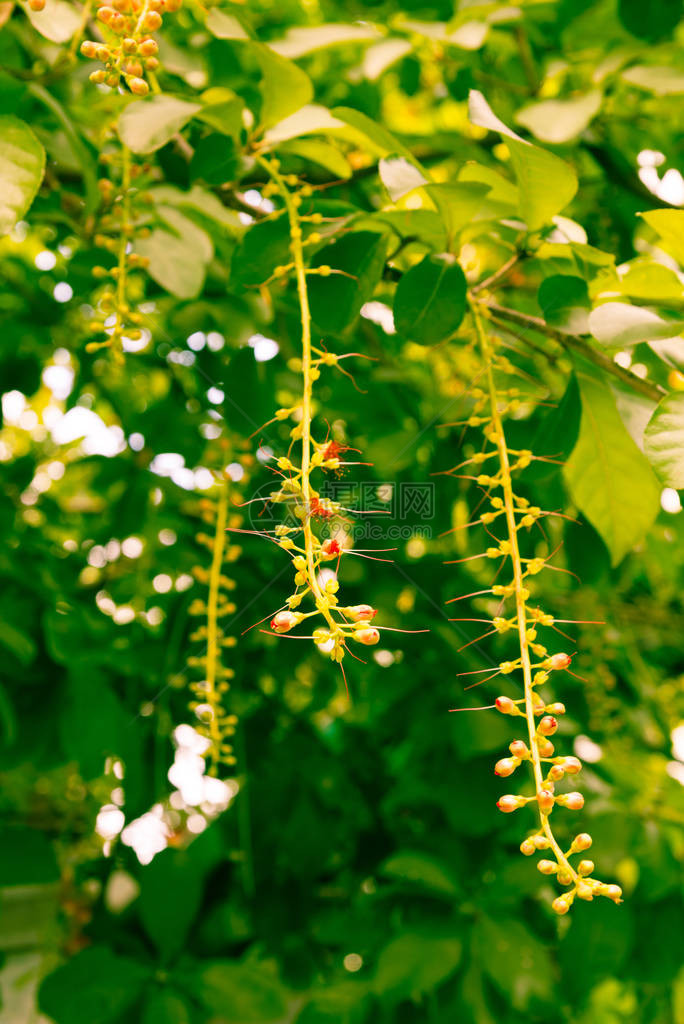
[482,301,665,403]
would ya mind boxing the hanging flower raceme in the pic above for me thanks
[186,461,246,775]
[85,147,152,361]
[448,299,622,915]
[80,0,180,93]
[241,159,391,684]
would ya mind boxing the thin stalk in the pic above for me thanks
[205,481,228,774]
[470,301,576,881]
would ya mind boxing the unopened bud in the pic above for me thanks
[495,695,520,715]
[537,789,555,814]
[578,859,594,876]
[354,627,379,646]
[537,859,558,875]
[494,757,518,777]
[572,833,592,851]
[346,604,377,621]
[549,652,572,671]
[561,756,582,775]
[509,739,528,758]
[270,610,300,634]
[557,791,584,810]
[520,838,535,856]
[538,715,558,736]
[496,794,525,813]
[546,702,566,715]
[552,896,571,916]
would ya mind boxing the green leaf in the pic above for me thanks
[262,104,346,146]
[622,64,684,94]
[22,0,81,41]
[268,23,381,58]
[196,89,244,138]
[255,46,314,130]
[515,90,602,144]
[393,254,467,344]
[615,259,684,302]
[538,275,590,333]
[378,154,428,202]
[330,107,415,159]
[423,182,505,243]
[141,990,191,1024]
[559,900,635,995]
[0,826,59,885]
[373,931,461,1001]
[117,95,202,154]
[204,8,250,39]
[473,917,553,1010]
[640,209,684,266]
[191,133,239,185]
[279,139,352,179]
[139,848,205,961]
[137,206,213,299]
[231,215,291,287]
[0,116,45,235]
[618,0,683,41]
[564,359,660,564]
[528,374,582,479]
[199,960,289,1020]
[468,90,578,231]
[39,947,149,1024]
[309,230,389,333]
[379,851,459,895]
[589,302,684,347]
[644,393,684,487]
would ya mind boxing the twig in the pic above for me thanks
[471,252,523,295]
[483,302,665,403]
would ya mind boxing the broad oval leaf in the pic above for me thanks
[255,45,314,129]
[204,8,250,39]
[0,116,45,235]
[639,209,684,266]
[379,154,428,202]
[589,302,684,347]
[309,230,389,333]
[39,946,149,1024]
[564,360,660,564]
[622,65,684,94]
[515,90,602,145]
[23,0,81,41]
[644,393,684,488]
[394,254,467,344]
[268,23,381,58]
[538,275,590,334]
[373,931,462,1000]
[117,96,202,154]
[468,90,578,232]
[200,960,288,1020]
[380,850,459,895]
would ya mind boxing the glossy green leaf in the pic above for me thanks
[618,0,683,41]
[373,931,462,1000]
[393,254,467,344]
[644,393,684,487]
[309,230,389,333]
[141,991,191,1024]
[256,46,314,129]
[0,116,45,235]
[564,360,660,564]
[515,90,602,144]
[39,947,149,1024]
[473,917,553,1010]
[538,274,590,333]
[380,851,459,895]
[589,302,684,347]
[330,107,415,158]
[639,209,684,266]
[137,207,213,299]
[139,848,205,961]
[199,960,289,1020]
[231,215,291,287]
[117,96,202,154]
[468,90,578,231]
[279,139,352,178]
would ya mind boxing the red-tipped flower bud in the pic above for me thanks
[347,604,377,622]
[495,695,517,715]
[537,789,555,813]
[509,739,529,758]
[354,627,379,646]
[546,702,566,715]
[562,756,582,775]
[538,715,558,736]
[270,610,300,634]
[537,737,555,757]
[548,764,565,782]
[496,794,524,813]
[320,538,341,559]
[558,791,584,810]
[549,652,572,670]
[494,757,518,777]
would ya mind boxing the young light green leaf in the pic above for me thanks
[515,90,602,144]
[268,23,381,58]
[622,65,684,94]
[468,90,578,231]
[0,116,45,235]
[23,0,81,41]
[379,155,429,201]
[373,932,462,1000]
[331,107,415,159]
[255,46,314,129]
[263,105,347,146]
[137,213,210,300]
[644,393,684,487]
[117,96,202,154]
[278,139,352,178]
[564,360,660,564]
[205,8,250,39]
[589,302,684,347]
[393,254,467,344]
[380,851,459,895]
[639,209,684,266]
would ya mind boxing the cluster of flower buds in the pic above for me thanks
[85,152,152,360]
[81,0,181,93]
[186,466,246,771]
[448,312,621,914]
